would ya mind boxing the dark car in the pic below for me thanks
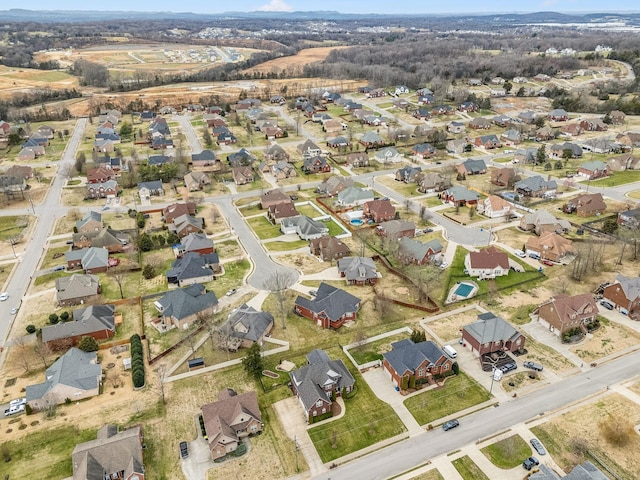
[442,419,459,431]
[523,456,539,470]
[179,441,189,459]
[523,361,543,372]
[530,438,546,455]
[600,300,614,310]
[500,362,517,373]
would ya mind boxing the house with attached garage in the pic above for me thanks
[550,142,582,159]
[469,117,491,130]
[548,108,569,121]
[72,425,145,480]
[267,201,299,225]
[441,186,480,207]
[337,186,374,207]
[534,293,599,337]
[294,282,361,329]
[464,247,510,280]
[280,215,328,240]
[302,156,331,174]
[376,219,415,240]
[397,237,443,266]
[201,389,262,460]
[264,144,290,162]
[173,232,215,258]
[479,195,515,219]
[154,283,218,330]
[617,207,640,228]
[359,131,386,149]
[260,189,290,209]
[515,176,557,198]
[457,159,487,176]
[474,134,502,149]
[165,252,218,286]
[218,304,273,351]
[55,274,101,307]
[374,147,403,164]
[417,172,451,193]
[191,149,221,171]
[138,180,164,200]
[169,214,204,238]
[520,210,571,235]
[309,235,351,262]
[446,138,472,154]
[290,349,355,422]
[337,256,379,286]
[297,139,322,159]
[563,192,606,217]
[396,165,422,183]
[346,152,369,168]
[461,312,526,357]
[75,211,103,234]
[526,232,573,262]
[578,160,608,180]
[362,199,396,223]
[41,304,117,349]
[26,348,102,411]
[382,339,453,390]
[184,171,211,191]
[64,247,110,274]
[491,167,517,187]
[412,143,437,159]
[231,166,254,185]
[602,274,640,319]
[72,227,128,253]
[86,180,118,199]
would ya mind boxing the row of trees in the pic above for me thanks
[130,334,145,389]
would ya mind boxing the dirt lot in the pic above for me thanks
[570,318,640,362]
[243,46,350,76]
[276,253,332,275]
[426,311,478,343]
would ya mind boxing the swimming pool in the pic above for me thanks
[350,218,364,226]
[455,283,474,297]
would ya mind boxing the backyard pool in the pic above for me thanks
[350,218,364,226]
[455,283,474,297]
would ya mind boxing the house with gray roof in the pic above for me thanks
[166,251,218,286]
[138,180,164,201]
[548,108,569,121]
[26,348,102,411]
[398,237,443,265]
[218,304,274,351]
[297,139,322,158]
[474,134,502,149]
[173,232,215,257]
[382,339,452,390]
[294,282,361,329]
[170,213,204,238]
[417,172,451,193]
[227,148,256,167]
[457,159,487,176]
[514,147,538,164]
[603,274,640,320]
[337,257,379,286]
[617,207,640,229]
[520,210,571,235]
[280,215,329,240]
[376,219,416,239]
[154,283,219,330]
[442,186,480,206]
[184,171,212,191]
[290,349,355,422]
[72,425,144,480]
[317,176,353,196]
[359,131,385,148]
[515,176,557,198]
[75,211,102,234]
[65,247,110,273]
[56,274,101,306]
[374,146,403,164]
[461,312,526,357]
[529,461,607,480]
[550,142,582,158]
[337,186,374,207]
[578,160,608,179]
[42,304,116,348]
[73,227,129,253]
[395,165,422,183]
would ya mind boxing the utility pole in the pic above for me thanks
[28,194,35,214]
[294,435,299,472]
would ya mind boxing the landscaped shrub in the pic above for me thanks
[452,362,460,375]
[234,443,247,456]
[25,324,36,334]
[59,311,70,322]
[49,313,59,324]
[130,334,145,389]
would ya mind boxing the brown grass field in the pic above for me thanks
[243,46,349,76]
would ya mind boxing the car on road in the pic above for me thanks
[515,250,526,258]
[530,438,546,455]
[523,456,539,470]
[523,361,543,372]
[442,419,459,431]
[9,397,26,407]
[179,441,189,459]
[600,300,614,310]
[10,307,18,315]
[540,259,554,266]
[4,404,25,416]
[102,206,109,211]
[0,292,8,301]
[226,288,237,296]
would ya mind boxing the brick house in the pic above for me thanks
[491,167,517,187]
[526,232,573,262]
[86,180,118,199]
[294,282,360,329]
[534,293,599,337]
[55,274,101,306]
[267,201,299,224]
[441,186,479,206]
[302,156,331,174]
[337,257,379,286]
[309,235,351,262]
[362,199,396,223]
[457,159,487,176]
[563,193,606,217]
[260,189,291,209]
[232,166,254,185]
[383,339,453,390]
[464,247,510,280]
[578,161,608,180]
[154,283,218,330]
[461,312,526,356]
[603,275,640,319]
[42,304,116,349]
[163,202,197,224]
[397,237,443,265]
[474,135,502,149]
[86,167,114,184]
[376,220,415,239]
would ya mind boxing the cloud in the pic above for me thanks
[257,0,294,12]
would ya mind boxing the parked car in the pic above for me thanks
[515,250,526,258]
[442,419,459,431]
[10,306,18,315]
[289,195,298,201]
[423,228,434,233]
[600,300,614,310]
[500,362,517,373]
[179,441,189,459]
[225,288,237,296]
[53,265,65,271]
[0,292,8,301]
[9,397,26,407]
[528,253,540,260]
[523,361,543,371]
[540,259,554,267]
[309,290,317,297]
[530,438,546,455]
[523,456,540,470]
[439,261,449,270]
[4,404,25,416]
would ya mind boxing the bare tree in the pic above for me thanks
[266,271,293,330]
[110,266,126,299]
[157,364,167,404]
[12,336,32,373]
[33,340,52,369]
[211,205,220,224]
[183,329,199,360]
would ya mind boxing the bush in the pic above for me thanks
[599,414,634,447]
[452,362,460,375]
[26,324,36,334]
[142,264,156,279]
[59,311,70,322]
[130,334,145,389]
[132,369,145,388]
[77,335,99,352]
[49,313,59,324]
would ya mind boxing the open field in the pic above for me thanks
[0,65,78,99]
[243,46,350,76]
[570,317,640,362]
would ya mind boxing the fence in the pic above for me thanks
[343,326,412,370]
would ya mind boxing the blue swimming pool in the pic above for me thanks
[455,283,474,297]
[350,218,364,226]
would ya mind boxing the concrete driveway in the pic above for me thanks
[181,415,214,480]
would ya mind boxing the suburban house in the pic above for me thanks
[374,147,403,164]
[535,126,556,141]
[515,176,557,198]
[75,211,103,234]
[474,135,502,149]
[173,232,215,258]
[72,425,145,480]
[563,193,606,217]
[294,282,361,329]
[603,274,640,319]
[609,110,626,125]
[447,138,472,154]
[138,181,164,200]
[362,199,396,223]
[359,131,385,148]
[191,150,220,170]
[465,247,510,280]
[165,252,218,286]
[72,227,129,253]
[270,161,297,180]
[86,180,118,199]
[417,172,451,193]
[56,274,101,306]
[280,215,329,240]
[526,232,574,262]
[561,124,583,137]
[302,156,331,174]
[337,257,379,286]
[618,207,640,228]
[337,186,374,207]
[491,168,517,187]
[267,201,299,224]
[261,189,291,209]
[578,160,608,180]
[201,389,262,460]
[412,143,437,158]
[469,117,491,130]
[231,166,254,185]
[218,305,274,351]
[346,152,369,168]
[169,214,204,238]
[535,293,599,337]
[154,284,219,330]
[448,121,466,134]
[520,210,571,235]
[326,135,349,148]
[530,462,609,480]
[86,167,114,184]
[501,129,523,145]
[461,312,526,356]
[607,153,640,172]
[396,165,422,183]
[441,186,480,206]
[163,202,197,224]
[376,220,415,239]
[264,144,289,161]
[309,235,351,262]
[548,109,569,121]
[184,171,212,191]
[297,139,322,158]
[317,176,353,196]
[457,159,487,176]
[479,195,515,219]
[65,247,110,273]
[4,164,34,179]
[550,142,582,158]
[397,237,443,265]
[26,348,102,411]
[382,339,453,389]
[228,148,256,167]
[580,118,608,132]
[290,349,355,422]
[41,304,116,350]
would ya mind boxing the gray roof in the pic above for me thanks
[138,180,163,191]
[180,232,214,252]
[166,252,214,283]
[463,312,522,344]
[192,149,216,161]
[155,284,218,321]
[460,159,487,173]
[26,348,101,402]
[76,211,102,231]
[56,274,100,302]
[551,142,582,156]
[337,186,374,205]
[378,219,415,236]
[398,237,443,261]
[294,282,360,321]
[614,274,640,301]
[515,175,557,193]
[281,215,329,239]
[360,131,384,143]
[530,461,607,480]
[579,160,607,171]
[522,210,571,230]
[307,349,331,365]
[319,176,353,194]
[42,304,115,343]
[383,339,448,375]
[172,214,204,232]
[337,257,378,281]
[219,303,274,343]
[290,351,355,412]
[444,186,480,202]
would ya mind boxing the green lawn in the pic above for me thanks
[296,203,323,218]
[480,434,531,468]
[452,456,490,480]
[591,170,640,187]
[0,216,30,242]
[411,470,445,480]
[41,245,70,269]
[34,270,71,287]
[246,216,282,240]
[403,372,491,425]
[210,258,251,299]
[349,333,408,365]
[308,356,407,462]
[0,426,97,479]
[323,217,348,236]
[265,239,309,252]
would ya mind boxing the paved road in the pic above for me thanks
[174,114,203,155]
[0,118,88,348]
[312,348,640,480]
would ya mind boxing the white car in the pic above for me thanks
[515,250,526,258]
[225,288,237,296]
[0,292,8,301]
[439,262,449,270]
[10,307,18,315]
[9,397,26,407]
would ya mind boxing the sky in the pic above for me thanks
[2,0,639,14]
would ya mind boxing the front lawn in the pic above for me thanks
[265,239,309,252]
[480,434,531,468]
[452,456,490,480]
[41,245,70,269]
[210,258,251,299]
[403,372,491,425]
[348,333,409,365]
[0,215,30,242]
[591,170,640,187]
[246,216,282,240]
